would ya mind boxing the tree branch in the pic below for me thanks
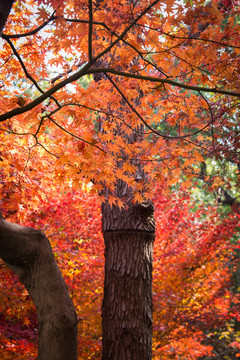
[162,31,240,50]
[2,11,56,39]
[91,68,240,98]
[47,114,107,153]
[1,63,240,123]
[0,218,78,360]
[4,36,61,107]
[106,74,215,140]
[1,0,239,123]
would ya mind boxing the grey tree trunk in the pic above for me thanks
[101,198,155,360]
[0,212,78,360]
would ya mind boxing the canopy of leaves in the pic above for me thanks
[0,0,240,202]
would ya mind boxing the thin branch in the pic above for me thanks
[23,142,38,172]
[2,12,55,39]
[34,116,45,137]
[1,0,240,123]
[167,49,222,89]
[0,122,214,163]
[0,0,162,122]
[47,115,107,154]
[5,37,61,108]
[90,0,161,63]
[163,31,240,50]
[106,73,169,138]
[137,23,240,50]
[64,17,111,31]
[51,61,86,84]
[106,74,236,141]
[35,139,59,157]
[119,37,169,78]
[89,68,240,98]
[1,62,240,123]
[2,14,112,40]
[5,37,42,92]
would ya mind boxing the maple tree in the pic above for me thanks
[0,0,240,359]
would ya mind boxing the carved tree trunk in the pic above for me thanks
[101,195,155,360]
[0,213,78,360]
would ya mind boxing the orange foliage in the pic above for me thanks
[153,188,240,359]
[0,184,239,359]
[0,0,240,358]
[0,0,239,202]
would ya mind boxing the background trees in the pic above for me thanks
[1,182,239,359]
[0,0,240,359]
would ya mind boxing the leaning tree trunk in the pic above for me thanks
[101,192,155,360]
[0,211,78,360]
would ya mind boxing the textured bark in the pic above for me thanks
[101,201,155,360]
[0,0,15,35]
[0,215,78,360]
[102,199,155,233]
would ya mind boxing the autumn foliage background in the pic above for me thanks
[0,177,239,359]
[0,0,240,358]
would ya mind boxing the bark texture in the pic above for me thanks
[0,215,78,360]
[101,200,155,360]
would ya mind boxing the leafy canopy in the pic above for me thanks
[0,0,240,204]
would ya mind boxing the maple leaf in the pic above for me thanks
[36,8,49,22]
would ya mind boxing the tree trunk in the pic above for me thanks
[93,19,155,358]
[101,199,155,360]
[0,214,78,360]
